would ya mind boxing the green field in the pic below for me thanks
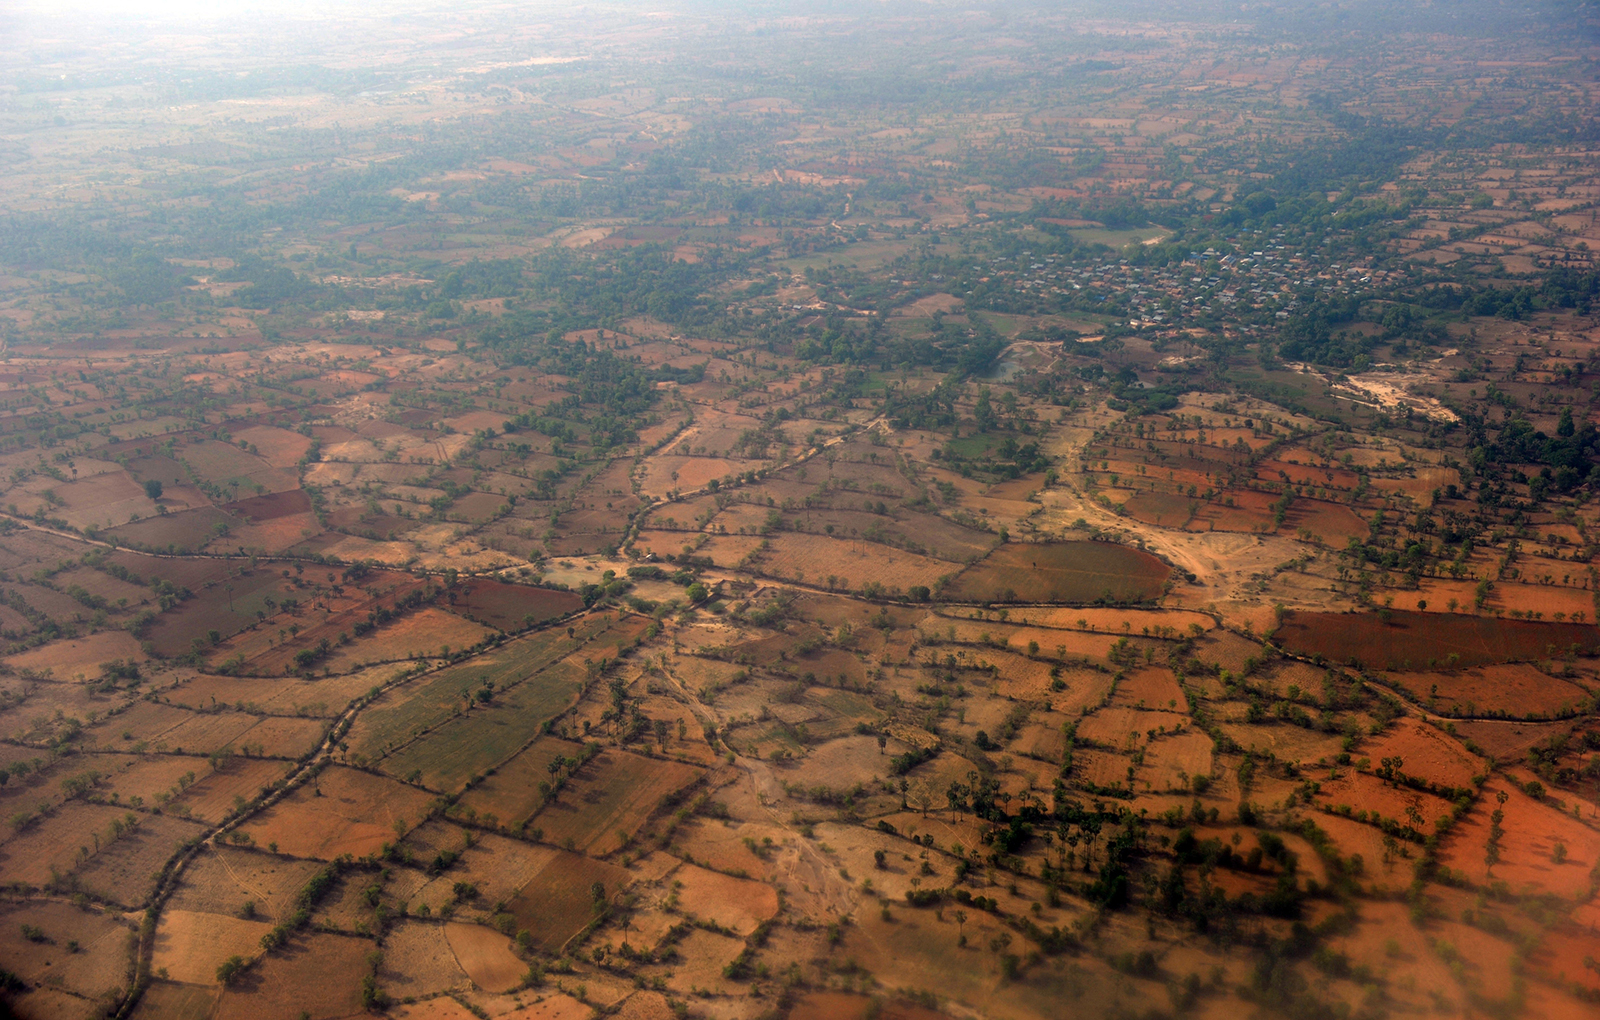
[378,657,591,791]
[345,615,622,762]
[779,239,919,274]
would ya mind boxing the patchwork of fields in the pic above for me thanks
[1,3,1599,1020]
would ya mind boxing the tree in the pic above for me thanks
[216,955,247,985]
[143,479,163,500]
[974,388,996,432]
[1377,756,1405,786]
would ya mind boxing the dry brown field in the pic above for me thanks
[166,844,325,921]
[3,631,146,680]
[73,812,209,907]
[211,932,371,1020]
[454,736,587,824]
[447,581,583,631]
[504,850,631,951]
[529,749,701,854]
[951,542,1168,603]
[0,899,131,1008]
[666,862,780,935]
[320,607,497,672]
[375,921,471,1001]
[0,802,132,887]
[177,758,296,823]
[443,922,526,993]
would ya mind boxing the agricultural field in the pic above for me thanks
[1,2,1600,1019]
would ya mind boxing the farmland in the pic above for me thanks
[950,542,1170,604]
[1275,610,1600,671]
[526,749,701,854]
[0,1,1598,1019]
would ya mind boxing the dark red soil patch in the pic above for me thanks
[951,541,1169,603]
[444,580,583,632]
[1124,491,1194,528]
[1275,610,1600,670]
[225,489,311,522]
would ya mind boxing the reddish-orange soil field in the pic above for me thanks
[1276,610,1600,669]
[1112,667,1187,710]
[237,766,433,858]
[1530,922,1600,995]
[1357,718,1483,789]
[1315,772,1457,826]
[1439,780,1597,897]
[1185,489,1277,533]
[663,862,780,935]
[1284,499,1370,545]
[1381,662,1593,717]
[639,455,744,494]
[1476,711,1586,755]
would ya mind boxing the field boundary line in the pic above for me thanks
[109,605,619,1020]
